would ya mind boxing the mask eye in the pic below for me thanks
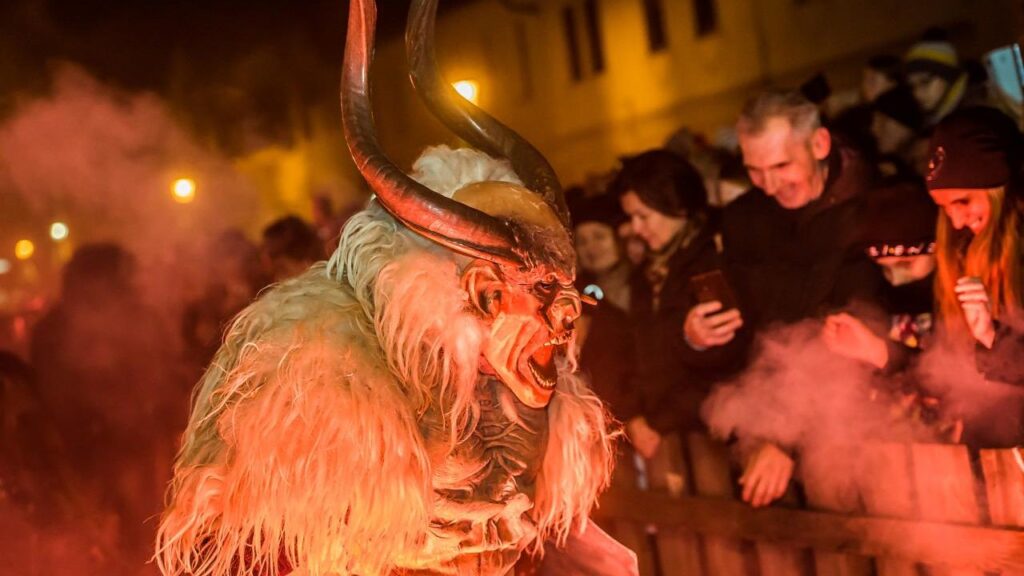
[535,274,558,293]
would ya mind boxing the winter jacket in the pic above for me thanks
[623,225,749,433]
[721,142,885,330]
[976,317,1024,386]
[577,299,636,423]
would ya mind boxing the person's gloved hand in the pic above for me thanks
[956,277,996,348]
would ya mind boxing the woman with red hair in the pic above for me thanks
[927,107,1024,385]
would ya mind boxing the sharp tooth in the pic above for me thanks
[528,360,556,389]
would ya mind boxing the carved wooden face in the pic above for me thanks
[461,260,581,408]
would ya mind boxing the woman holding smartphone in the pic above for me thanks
[927,107,1024,386]
[609,149,747,458]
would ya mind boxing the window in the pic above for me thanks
[583,0,605,73]
[562,6,583,81]
[641,0,668,52]
[514,21,534,99]
[693,0,718,37]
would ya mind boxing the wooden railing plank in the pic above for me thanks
[802,447,872,576]
[981,449,1024,528]
[646,434,703,576]
[980,449,1024,576]
[859,443,918,576]
[600,449,657,576]
[687,433,748,575]
[756,479,811,576]
[756,544,810,576]
[593,489,1024,572]
[911,443,983,576]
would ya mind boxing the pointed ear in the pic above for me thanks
[810,126,831,161]
[460,260,508,319]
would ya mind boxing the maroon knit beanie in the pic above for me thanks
[926,107,1021,192]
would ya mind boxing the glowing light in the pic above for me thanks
[50,221,69,241]
[452,80,479,104]
[14,240,34,260]
[0,259,9,274]
[172,178,196,203]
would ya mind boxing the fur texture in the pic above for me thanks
[157,148,615,575]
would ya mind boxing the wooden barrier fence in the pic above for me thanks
[594,433,1024,576]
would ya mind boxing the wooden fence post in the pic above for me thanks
[647,433,703,576]
[980,448,1024,576]
[687,433,750,574]
[858,443,918,576]
[601,447,657,576]
[911,443,983,576]
[802,444,874,576]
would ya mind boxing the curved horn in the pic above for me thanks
[342,0,525,267]
[406,0,571,228]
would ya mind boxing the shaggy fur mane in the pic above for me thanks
[156,146,614,576]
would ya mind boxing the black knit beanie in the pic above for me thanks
[873,85,925,132]
[904,40,961,83]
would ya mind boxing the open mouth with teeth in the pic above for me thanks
[512,330,572,407]
[527,335,568,387]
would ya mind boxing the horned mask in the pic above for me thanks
[341,0,582,408]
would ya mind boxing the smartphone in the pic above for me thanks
[689,269,739,311]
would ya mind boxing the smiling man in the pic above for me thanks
[688,89,883,347]
[687,89,885,509]
[723,89,883,328]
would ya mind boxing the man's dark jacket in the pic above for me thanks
[722,142,885,330]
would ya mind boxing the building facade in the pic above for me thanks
[373,0,1018,184]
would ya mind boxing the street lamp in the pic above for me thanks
[172,178,196,204]
[50,221,69,241]
[452,80,479,104]
[14,239,34,260]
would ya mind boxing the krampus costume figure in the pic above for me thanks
[157,1,633,575]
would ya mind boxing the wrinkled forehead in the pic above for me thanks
[513,221,577,285]
[501,260,575,289]
[740,120,807,164]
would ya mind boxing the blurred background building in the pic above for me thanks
[373,0,1020,183]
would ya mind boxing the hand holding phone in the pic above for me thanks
[689,270,740,311]
[685,270,743,349]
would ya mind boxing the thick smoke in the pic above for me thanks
[0,63,260,307]
[0,64,264,575]
[916,339,1024,448]
[703,320,937,449]
[701,320,941,504]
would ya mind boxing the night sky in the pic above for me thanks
[0,0,476,148]
[4,0,335,87]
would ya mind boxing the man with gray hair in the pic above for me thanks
[684,89,883,508]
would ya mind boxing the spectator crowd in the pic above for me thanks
[569,32,1024,508]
